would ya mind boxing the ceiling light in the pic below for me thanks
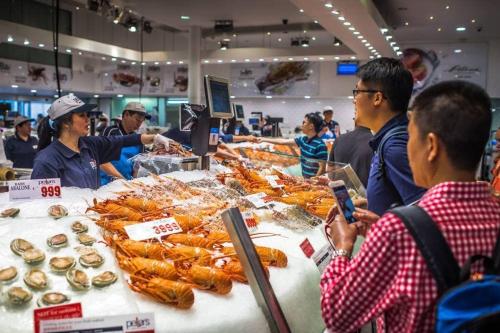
[166,61,171,65]
[377,55,382,58]
[446,5,450,10]
[101,57,106,60]
[343,22,351,26]
[371,49,377,53]
[361,39,367,43]
[117,94,124,97]
[273,58,279,61]
[331,10,339,15]
[218,60,223,63]
[353,31,359,35]
[334,56,340,60]
[204,60,210,63]
[288,57,293,60]
[368,46,373,50]
[180,16,190,20]
[244,59,250,62]
[405,22,409,26]
[267,32,271,35]
[30,89,37,93]
[75,6,79,10]
[220,41,229,50]
[312,36,316,40]
[23,39,29,45]
[357,36,363,39]
[266,96,273,99]
[365,43,371,46]
[396,51,402,56]
[348,96,354,99]
[369,56,374,59]
[301,39,310,47]
[303,57,309,60]
[380,28,388,34]
[303,30,307,33]
[121,60,126,63]
[259,58,264,62]
[314,20,319,24]
[438,27,442,31]
[386,35,393,40]
[179,61,184,64]
[338,16,345,21]
[390,42,396,46]
[38,43,45,47]
[11,85,18,88]
[429,16,434,20]
[231,59,236,62]
[65,49,71,53]
[471,19,476,23]
[454,49,462,53]
[456,26,466,31]
[93,95,99,98]
[154,61,159,65]
[141,62,146,65]
[223,38,231,42]
[278,38,282,42]
[350,56,356,59]
[111,58,116,61]
[54,94,59,98]
[349,27,355,31]
[299,9,304,13]
[304,96,311,99]
[319,57,324,60]
[104,73,108,76]
[324,3,333,8]
[78,51,82,55]
[7,36,14,42]
[393,46,400,51]
[129,25,137,32]
[230,96,235,99]
[131,61,136,65]
[333,37,342,46]
[233,34,237,37]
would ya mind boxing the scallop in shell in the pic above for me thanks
[49,256,76,273]
[37,292,70,307]
[23,269,48,290]
[77,233,96,246]
[66,268,90,290]
[47,234,68,248]
[1,208,20,218]
[0,266,18,283]
[91,271,117,287]
[22,248,45,265]
[10,238,34,256]
[7,286,32,306]
[48,205,68,219]
[79,252,104,268]
[71,221,88,234]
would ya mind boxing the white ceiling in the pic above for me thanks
[374,0,500,43]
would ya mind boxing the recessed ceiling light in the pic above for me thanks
[65,49,71,53]
[334,56,340,60]
[180,16,190,20]
[11,84,18,88]
[377,55,382,58]
[353,31,360,35]
[393,46,400,50]
[350,56,356,59]
[429,16,434,20]
[390,42,396,46]
[166,61,171,65]
[454,49,462,53]
[319,57,324,60]
[179,61,184,64]
[117,94,124,97]
[369,56,374,59]
[38,43,45,47]
[78,51,82,55]
[141,62,146,65]
[223,38,231,42]
[259,58,264,62]
[101,56,106,60]
[7,36,14,42]
[386,35,393,40]
[204,60,210,63]
[371,49,377,53]
[218,60,223,63]
[31,89,37,93]
[314,20,319,24]
[24,39,30,45]
[288,57,293,61]
[54,94,59,98]
[331,10,339,15]
[231,59,236,62]
[456,26,466,31]
[267,32,271,35]
[380,28,388,34]
[324,3,333,8]
[343,22,351,26]
[93,94,99,98]
[437,27,442,31]
[471,19,476,23]
[365,43,371,46]
[154,61,159,65]
[278,38,282,42]
[230,95,235,99]
[338,16,345,21]
[303,30,307,33]
[361,39,367,43]
[445,5,450,10]
[266,96,273,99]
[396,51,402,56]
[299,9,304,13]
[104,73,108,76]
[273,58,279,61]
[233,34,237,37]
[348,96,354,99]
[348,27,355,31]
[304,96,311,99]
[357,36,363,39]
[111,58,116,61]
[312,36,316,40]
[368,46,373,50]
[405,22,409,26]
[244,59,250,62]
[75,6,79,10]
[303,57,309,60]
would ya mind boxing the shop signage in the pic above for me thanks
[8,178,61,201]
[312,244,334,273]
[34,303,82,333]
[39,312,155,333]
[125,217,182,241]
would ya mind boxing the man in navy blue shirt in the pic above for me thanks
[352,58,425,216]
[4,117,38,168]
[258,112,328,178]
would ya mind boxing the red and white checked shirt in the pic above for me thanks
[320,181,500,333]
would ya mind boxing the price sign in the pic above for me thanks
[312,244,334,273]
[9,178,61,201]
[242,211,258,231]
[125,217,183,241]
[265,175,284,188]
[34,303,82,333]
[244,192,270,208]
[299,238,315,258]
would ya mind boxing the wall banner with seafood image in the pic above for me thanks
[100,64,188,95]
[230,62,320,97]
[401,43,487,94]
[0,58,72,89]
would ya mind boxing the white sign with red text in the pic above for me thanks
[9,178,61,201]
[124,217,182,241]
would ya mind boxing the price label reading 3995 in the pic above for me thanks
[125,217,183,241]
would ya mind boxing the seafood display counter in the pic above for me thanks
[0,170,329,333]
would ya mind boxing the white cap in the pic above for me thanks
[124,102,151,119]
[323,106,334,112]
[48,95,97,120]
[14,116,33,127]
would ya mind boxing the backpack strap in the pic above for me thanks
[390,206,460,294]
[376,125,408,181]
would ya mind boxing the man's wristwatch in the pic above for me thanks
[332,249,351,259]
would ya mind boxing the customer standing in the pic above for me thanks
[258,112,328,178]
[354,58,425,216]
[100,102,151,184]
[321,81,500,333]
[323,106,340,138]
[3,117,38,168]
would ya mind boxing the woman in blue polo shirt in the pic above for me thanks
[4,117,38,168]
[258,112,328,178]
[31,95,169,189]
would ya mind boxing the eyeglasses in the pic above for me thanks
[352,89,384,97]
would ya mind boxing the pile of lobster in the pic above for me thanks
[88,177,288,309]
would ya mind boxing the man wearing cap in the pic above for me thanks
[323,106,340,138]
[100,102,151,184]
[3,117,38,168]
[31,95,169,189]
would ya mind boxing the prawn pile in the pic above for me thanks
[88,175,288,309]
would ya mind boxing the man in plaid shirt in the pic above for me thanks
[321,81,500,332]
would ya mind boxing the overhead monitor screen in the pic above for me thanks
[205,76,233,119]
[337,61,359,75]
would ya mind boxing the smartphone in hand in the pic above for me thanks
[329,180,357,224]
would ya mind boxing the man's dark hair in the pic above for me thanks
[411,80,492,171]
[305,112,324,134]
[357,57,413,113]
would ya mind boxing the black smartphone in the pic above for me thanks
[329,180,357,224]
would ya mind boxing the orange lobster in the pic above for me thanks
[222,246,288,268]
[129,275,194,309]
[117,252,179,281]
[176,262,232,295]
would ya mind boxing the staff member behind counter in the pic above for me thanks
[3,117,38,168]
[31,95,170,189]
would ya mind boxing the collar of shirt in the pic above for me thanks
[53,139,90,158]
[304,135,319,144]
[369,113,408,151]
[14,132,32,143]
[421,181,492,202]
